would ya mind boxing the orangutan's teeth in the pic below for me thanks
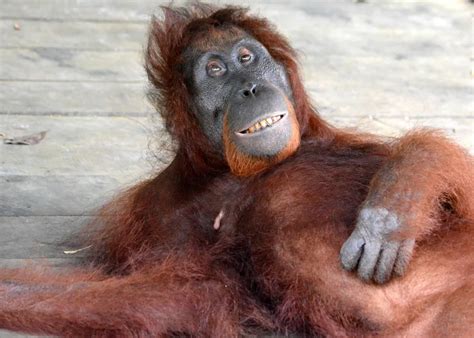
[240,114,284,134]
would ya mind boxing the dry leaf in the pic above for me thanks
[4,131,47,145]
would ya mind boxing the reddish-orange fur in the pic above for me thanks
[230,137,473,336]
[0,4,472,337]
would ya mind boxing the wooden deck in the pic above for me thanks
[0,0,472,336]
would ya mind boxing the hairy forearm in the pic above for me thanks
[341,129,473,283]
[365,129,474,238]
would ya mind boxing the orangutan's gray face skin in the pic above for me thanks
[188,36,294,157]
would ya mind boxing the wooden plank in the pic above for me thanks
[329,116,474,152]
[303,53,472,119]
[0,20,146,50]
[0,216,91,259]
[0,82,151,115]
[0,0,160,22]
[0,115,168,176]
[1,77,471,118]
[312,84,473,120]
[0,175,127,216]
[0,48,144,81]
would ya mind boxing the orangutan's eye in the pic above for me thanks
[207,61,226,77]
[239,48,253,64]
[240,54,252,63]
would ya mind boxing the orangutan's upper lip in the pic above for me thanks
[236,112,287,135]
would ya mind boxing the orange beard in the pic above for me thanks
[223,101,300,177]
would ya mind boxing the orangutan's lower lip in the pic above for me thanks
[237,113,286,135]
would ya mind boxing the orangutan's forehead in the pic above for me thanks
[189,25,247,52]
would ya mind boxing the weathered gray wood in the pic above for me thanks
[0,49,144,81]
[0,20,146,50]
[0,175,126,216]
[331,116,474,152]
[0,330,42,338]
[280,1,472,120]
[0,115,166,176]
[303,54,472,119]
[0,216,91,259]
[0,258,80,269]
[0,82,151,115]
[0,0,161,22]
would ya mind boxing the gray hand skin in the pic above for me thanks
[340,207,415,284]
